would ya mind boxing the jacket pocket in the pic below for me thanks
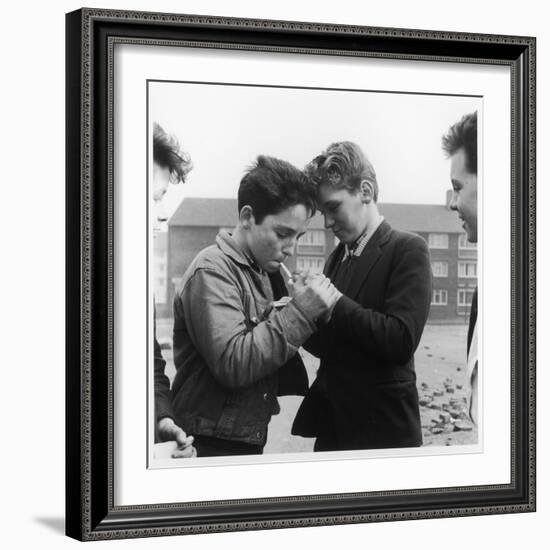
[242,293,270,328]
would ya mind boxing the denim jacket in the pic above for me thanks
[170,231,315,446]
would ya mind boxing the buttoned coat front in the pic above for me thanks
[292,220,432,450]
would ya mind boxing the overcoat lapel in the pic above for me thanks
[467,286,478,356]
[324,243,345,278]
[345,220,392,300]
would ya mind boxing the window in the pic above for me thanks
[154,277,167,304]
[296,256,324,274]
[458,234,477,249]
[458,261,477,278]
[156,277,166,288]
[428,233,448,249]
[431,289,448,305]
[297,230,325,255]
[301,230,324,245]
[458,289,475,306]
[432,261,448,277]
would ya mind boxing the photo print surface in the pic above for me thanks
[148,79,481,468]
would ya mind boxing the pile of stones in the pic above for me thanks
[419,381,473,441]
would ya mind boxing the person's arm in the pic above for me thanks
[154,326,195,456]
[154,337,175,424]
[329,235,432,363]
[302,331,323,358]
[177,267,335,390]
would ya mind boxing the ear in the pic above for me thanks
[359,180,374,203]
[239,205,255,229]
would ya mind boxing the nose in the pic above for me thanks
[154,199,169,224]
[282,238,296,257]
[448,190,458,211]
[282,244,295,258]
[324,214,334,229]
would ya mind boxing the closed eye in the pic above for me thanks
[276,229,296,240]
[323,202,340,214]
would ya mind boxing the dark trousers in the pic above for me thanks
[313,421,341,452]
[193,434,264,457]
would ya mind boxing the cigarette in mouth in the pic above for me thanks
[279,262,293,284]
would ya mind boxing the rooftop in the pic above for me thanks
[169,197,463,234]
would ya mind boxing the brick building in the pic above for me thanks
[154,197,476,323]
[152,231,168,306]
[379,203,477,322]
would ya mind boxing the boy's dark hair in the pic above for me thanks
[238,156,316,224]
[305,141,379,202]
[442,111,478,174]
[153,122,193,183]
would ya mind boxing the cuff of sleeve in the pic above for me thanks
[156,405,175,424]
[276,299,317,347]
[329,293,355,326]
[323,291,343,323]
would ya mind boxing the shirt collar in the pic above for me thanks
[342,215,385,261]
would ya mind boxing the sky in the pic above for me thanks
[150,80,480,218]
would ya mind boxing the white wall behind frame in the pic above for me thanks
[1,1,545,550]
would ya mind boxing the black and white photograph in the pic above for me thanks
[149,81,481,465]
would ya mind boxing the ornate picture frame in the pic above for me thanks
[66,8,535,541]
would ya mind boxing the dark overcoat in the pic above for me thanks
[292,220,432,450]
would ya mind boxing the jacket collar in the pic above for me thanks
[326,220,392,299]
[216,229,255,269]
[217,230,284,297]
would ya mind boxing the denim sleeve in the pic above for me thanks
[179,267,316,390]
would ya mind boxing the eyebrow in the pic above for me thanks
[274,224,295,233]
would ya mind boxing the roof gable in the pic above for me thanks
[169,197,463,233]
